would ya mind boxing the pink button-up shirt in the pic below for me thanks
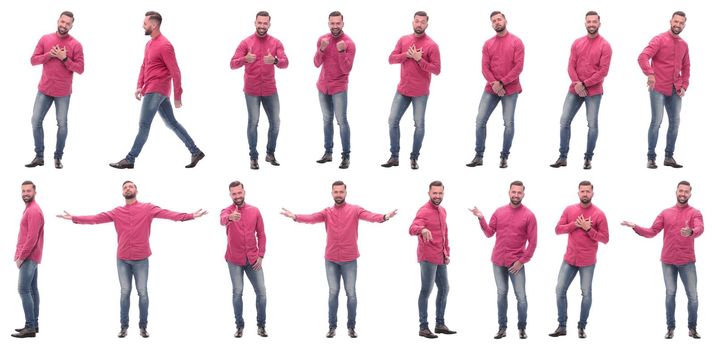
[568,34,612,96]
[314,32,355,95]
[31,33,84,97]
[479,204,537,266]
[15,201,45,264]
[638,31,690,96]
[482,32,524,95]
[555,203,609,266]
[389,34,441,97]
[633,204,704,265]
[409,201,449,265]
[230,33,289,96]
[72,201,194,260]
[295,202,385,262]
[220,203,266,266]
[137,34,183,101]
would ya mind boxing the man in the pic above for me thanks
[381,11,441,170]
[550,11,612,170]
[466,11,524,169]
[470,180,537,339]
[11,181,45,338]
[409,180,456,339]
[231,11,289,170]
[621,180,703,339]
[26,11,84,169]
[314,11,356,169]
[549,181,609,339]
[220,181,268,338]
[110,11,205,169]
[638,11,690,169]
[57,181,207,338]
[280,181,396,338]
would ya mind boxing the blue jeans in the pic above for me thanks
[31,91,70,160]
[493,264,527,329]
[662,262,698,330]
[18,260,40,330]
[647,88,681,160]
[117,258,149,329]
[555,261,595,329]
[475,92,518,159]
[126,93,200,163]
[319,91,350,157]
[245,93,280,159]
[227,261,267,328]
[325,259,357,329]
[558,93,602,160]
[418,261,449,329]
[387,92,428,160]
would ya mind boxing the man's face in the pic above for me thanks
[122,182,137,200]
[329,16,344,37]
[21,185,35,203]
[57,15,73,36]
[143,16,157,36]
[585,15,600,35]
[670,15,686,35]
[255,15,271,37]
[230,186,245,207]
[491,14,507,33]
[578,185,594,205]
[413,15,428,35]
[332,185,346,205]
[429,185,444,206]
[676,184,691,205]
[509,185,524,206]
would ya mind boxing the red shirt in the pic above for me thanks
[137,34,183,101]
[15,201,45,264]
[314,32,356,95]
[482,32,524,95]
[479,204,537,266]
[220,203,266,266]
[568,34,612,96]
[72,201,194,260]
[31,33,84,97]
[638,31,690,96]
[295,202,385,262]
[389,34,441,97]
[409,201,450,265]
[633,204,704,265]
[555,203,609,266]
[230,33,289,96]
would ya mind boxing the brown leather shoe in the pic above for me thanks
[339,158,350,169]
[109,159,134,169]
[185,151,205,168]
[519,328,527,339]
[578,327,587,339]
[435,324,456,334]
[54,159,63,169]
[494,327,506,339]
[583,159,592,170]
[117,327,128,338]
[419,328,438,339]
[665,328,674,339]
[466,156,483,167]
[250,159,259,170]
[410,159,419,170]
[234,327,243,338]
[549,326,567,337]
[348,328,357,338]
[499,158,508,168]
[664,157,683,168]
[689,328,701,339]
[14,326,38,333]
[11,328,36,338]
[139,328,149,338]
[25,157,44,168]
[647,159,658,169]
[265,154,280,166]
[316,153,333,164]
[326,327,336,338]
[550,157,567,168]
[257,326,268,337]
[381,157,399,168]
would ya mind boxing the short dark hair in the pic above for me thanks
[429,180,444,190]
[256,11,271,20]
[332,180,346,189]
[145,11,162,25]
[490,11,505,20]
[579,180,593,190]
[229,181,244,190]
[60,11,74,22]
[678,180,691,190]
[585,11,600,20]
[672,11,686,20]
[510,180,524,190]
[329,11,343,20]
[122,180,136,189]
[22,180,36,190]
[414,11,429,21]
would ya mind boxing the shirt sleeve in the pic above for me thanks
[587,212,610,244]
[417,42,440,75]
[388,38,407,64]
[680,45,690,90]
[295,209,327,224]
[275,39,288,69]
[160,42,183,100]
[16,209,44,261]
[500,38,524,85]
[689,209,704,238]
[637,35,661,76]
[408,208,427,236]
[64,41,85,74]
[481,41,496,83]
[256,210,267,257]
[313,37,325,68]
[519,213,538,264]
[582,41,611,88]
[220,206,233,226]
[137,43,148,90]
[357,207,385,223]
[152,205,193,221]
[337,39,356,74]
[230,39,249,69]
[30,37,51,66]
[634,212,665,238]
[555,208,576,235]
[567,40,579,83]
[72,212,115,225]
[480,213,497,238]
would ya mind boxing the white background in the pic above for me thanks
[0,0,711,349]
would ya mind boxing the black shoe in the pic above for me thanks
[185,151,205,168]
[11,328,36,338]
[519,328,527,339]
[689,328,701,339]
[494,327,506,339]
[139,328,149,338]
[466,155,483,167]
[583,159,592,170]
[411,159,419,170]
[549,326,567,337]
[665,328,674,339]
[54,159,63,169]
[257,326,268,337]
[109,159,134,169]
[664,157,683,168]
[348,328,358,338]
[14,326,38,333]
[117,327,128,338]
[647,159,657,169]
[435,324,457,334]
[326,327,336,338]
[381,157,399,168]
[250,159,259,170]
[578,327,587,339]
[316,153,333,164]
[499,158,508,168]
[550,157,567,168]
[25,157,44,168]
[419,328,438,339]
[339,158,350,169]
[234,327,243,338]
[265,154,280,166]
